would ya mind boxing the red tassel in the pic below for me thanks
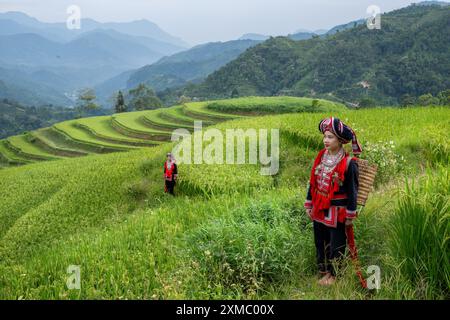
[346,225,367,289]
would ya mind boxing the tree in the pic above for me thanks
[359,97,376,108]
[76,88,99,118]
[177,95,192,105]
[114,91,127,113]
[128,84,163,111]
[400,94,415,107]
[437,89,450,105]
[418,93,438,106]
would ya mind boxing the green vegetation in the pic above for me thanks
[0,140,32,165]
[126,39,261,94]
[160,106,214,126]
[75,116,159,147]
[0,99,105,139]
[6,135,62,161]
[114,91,127,114]
[183,101,244,121]
[54,121,135,152]
[205,96,345,114]
[1,96,336,168]
[30,129,89,158]
[128,84,163,111]
[75,88,100,118]
[141,110,194,132]
[175,5,450,106]
[0,96,448,300]
[111,111,172,140]
[389,166,449,299]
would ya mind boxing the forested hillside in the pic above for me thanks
[176,5,450,105]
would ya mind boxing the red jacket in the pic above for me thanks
[164,161,178,181]
[304,148,359,228]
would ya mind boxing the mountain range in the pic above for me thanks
[174,3,450,105]
[0,11,189,106]
[0,2,448,108]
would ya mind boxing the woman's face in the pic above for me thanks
[323,131,341,151]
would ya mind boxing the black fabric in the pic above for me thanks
[345,159,359,212]
[173,163,178,176]
[318,117,354,143]
[313,220,347,276]
[165,179,176,195]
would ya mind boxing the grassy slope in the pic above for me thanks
[183,101,245,121]
[53,121,136,151]
[142,109,194,131]
[0,105,448,299]
[75,116,160,146]
[161,106,211,125]
[205,96,346,114]
[0,140,32,165]
[112,111,172,135]
[6,135,63,161]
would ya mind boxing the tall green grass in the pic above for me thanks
[183,196,315,297]
[389,165,449,299]
[422,130,449,167]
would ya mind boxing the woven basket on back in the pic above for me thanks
[355,158,378,206]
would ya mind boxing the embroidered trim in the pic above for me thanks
[332,194,348,200]
[346,209,357,218]
[304,200,313,208]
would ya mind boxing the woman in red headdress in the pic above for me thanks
[304,117,363,286]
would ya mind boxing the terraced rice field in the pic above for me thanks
[0,97,345,168]
[0,99,448,300]
[159,105,213,126]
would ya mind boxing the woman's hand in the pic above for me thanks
[345,218,353,226]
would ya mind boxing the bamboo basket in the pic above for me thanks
[355,158,378,206]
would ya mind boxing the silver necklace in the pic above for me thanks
[314,147,345,179]
[322,148,344,167]
[318,148,344,180]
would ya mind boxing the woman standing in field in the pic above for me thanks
[304,117,363,286]
[163,152,178,196]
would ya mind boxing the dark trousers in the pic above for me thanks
[165,179,176,195]
[313,221,347,276]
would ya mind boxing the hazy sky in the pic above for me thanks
[0,0,436,45]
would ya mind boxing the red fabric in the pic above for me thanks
[346,225,367,289]
[164,161,174,180]
[308,148,367,289]
[336,207,347,224]
[309,148,349,220]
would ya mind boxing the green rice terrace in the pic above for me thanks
[0,96,448,300]
[0,97,343,167]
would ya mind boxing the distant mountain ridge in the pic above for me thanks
[0,11,189,106]
[0,11,189,47]
[124,39,262,92]
[176,4,450,105]
[1,3,449,108]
